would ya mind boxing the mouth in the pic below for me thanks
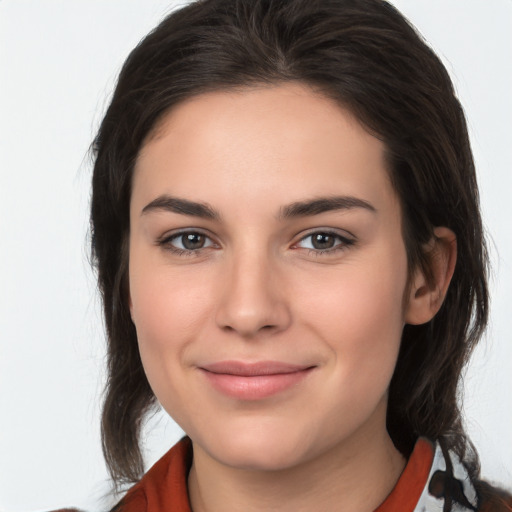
[198,361,316,400]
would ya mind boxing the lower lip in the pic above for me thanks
[200,368,313,400]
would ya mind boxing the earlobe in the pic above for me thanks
[405,227,457,325]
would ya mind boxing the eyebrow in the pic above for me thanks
[141,194,376,220]
[141,195,221,220]
[279,196,376,219]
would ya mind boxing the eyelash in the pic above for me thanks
[157,230,356,257]
[157,230,216,257]
[294,230,356,256]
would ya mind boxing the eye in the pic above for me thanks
[160,231,216,253]
[295,231,354,253]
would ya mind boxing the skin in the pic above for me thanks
[128,83,456,512]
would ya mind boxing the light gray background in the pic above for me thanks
[0,1,511,510]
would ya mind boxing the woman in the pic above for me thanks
[67,0,511,510]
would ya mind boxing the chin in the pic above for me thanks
[196,421,313,471]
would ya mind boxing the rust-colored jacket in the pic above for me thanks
[54,437,512,512]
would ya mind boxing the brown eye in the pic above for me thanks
[296,231,355,254]
[311,233,336,250]
[181,233,206,250]
[162,231,215,253]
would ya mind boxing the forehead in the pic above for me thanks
[132,83,397,217]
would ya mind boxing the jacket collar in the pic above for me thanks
[416,440,478,512]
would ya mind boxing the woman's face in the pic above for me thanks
[129,83,414,470]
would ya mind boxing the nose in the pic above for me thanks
[215,249,292,338]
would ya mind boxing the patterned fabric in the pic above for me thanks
[416,440,478,512]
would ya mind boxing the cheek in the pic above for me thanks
[131,275,199,347]
[130,240,214,330]
[296,254,408,387]
[128,251,214,392]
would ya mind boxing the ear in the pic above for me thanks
[405,226,457,325]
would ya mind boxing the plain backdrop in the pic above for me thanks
[0,1,511,510]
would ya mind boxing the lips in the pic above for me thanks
[199,361,315,400]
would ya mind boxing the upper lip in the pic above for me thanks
[200,361,314,376]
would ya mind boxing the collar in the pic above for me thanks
[117,437,479,512]
[415,439,478,512]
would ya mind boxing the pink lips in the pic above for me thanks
[199,361,314,400]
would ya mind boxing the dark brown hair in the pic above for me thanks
[91,0,489,490]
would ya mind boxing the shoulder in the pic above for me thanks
[475,480,512,512]
[417,438,511,512]
[110,436,192,512]
[48,438,191,512]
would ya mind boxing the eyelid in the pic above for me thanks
[155,227,356,256]
[292,228,356,253]
[157,228,219,253]
[294,227,355,242]
[157,226,210,241]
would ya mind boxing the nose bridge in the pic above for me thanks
[215,241,290,337]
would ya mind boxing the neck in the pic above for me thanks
[188,403,406,512]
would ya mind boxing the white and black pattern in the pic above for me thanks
[415,440,478,512]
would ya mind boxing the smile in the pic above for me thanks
[199,361,315,400]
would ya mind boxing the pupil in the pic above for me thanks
[182,233,204,250]
[312,233,334,250]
